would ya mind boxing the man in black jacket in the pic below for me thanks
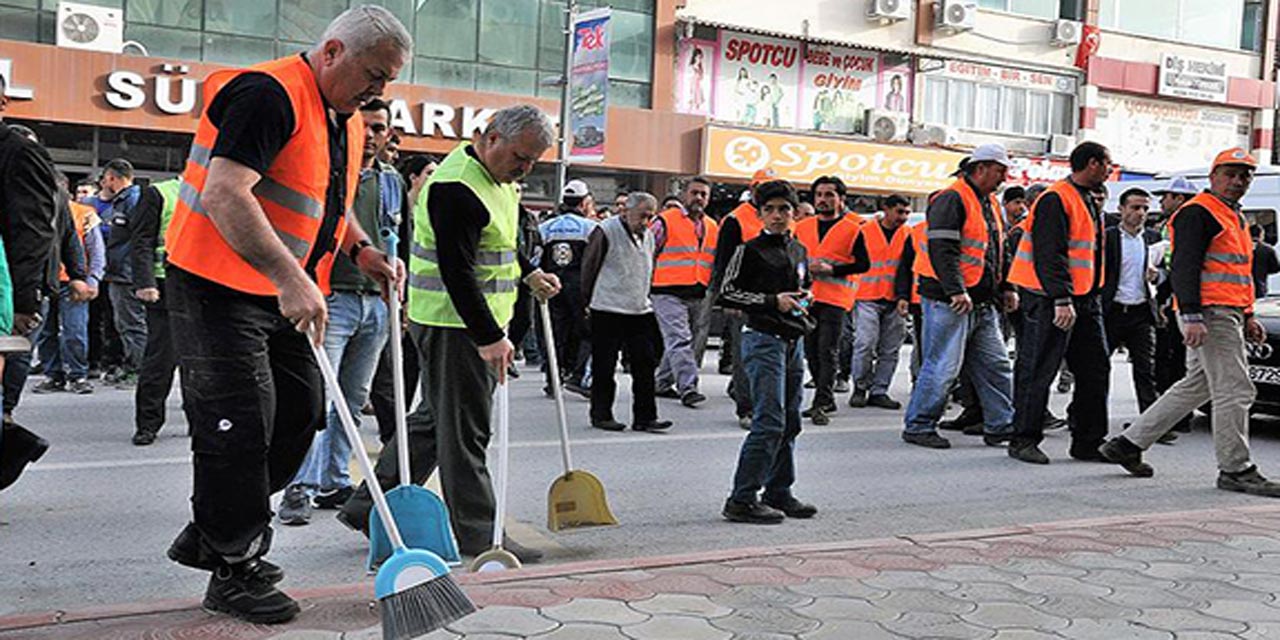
[719,180,817,525]
[98,158,157,386]
[1102,188,1161,423]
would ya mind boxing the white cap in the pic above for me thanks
[739,190,752,203]
[970,143,1013,168]
[562,179,591,199]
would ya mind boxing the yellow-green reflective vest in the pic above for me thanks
[408,143,520,329]
[151,178,181,279]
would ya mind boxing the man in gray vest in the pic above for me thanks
[580,192,671,432]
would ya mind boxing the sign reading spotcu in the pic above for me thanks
[702,125,964,194]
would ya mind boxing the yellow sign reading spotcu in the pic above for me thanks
[703,125,966,194]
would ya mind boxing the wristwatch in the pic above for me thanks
[349,239,373,262]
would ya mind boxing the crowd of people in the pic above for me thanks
[3,5,1280,628]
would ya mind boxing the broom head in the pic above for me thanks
[376,547,475,640]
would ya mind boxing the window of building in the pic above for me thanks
[1099,0,1249,51]
[203,33,275,65]
[126,0,200,29]
[415,0,478,61]
[0,6,38,42]
[125,23,202,59]
[977,0,1079,20]
[478,0,539,66]
[278,0,349,43]
[413,57,476,90]
[924,75,1074,138]
[205,0,276,38]
[1242,0,1264,51]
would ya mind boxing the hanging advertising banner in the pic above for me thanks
[568,8,610,162]
[676,39,716,116]
[799,44,879,134]
[702,124,963,195]
[713,31,802,129]
[877,53,913,114]
[1094,92,1250,172]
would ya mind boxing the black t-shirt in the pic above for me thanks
[206,72,294,175]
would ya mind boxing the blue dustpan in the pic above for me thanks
[368,226,461,569]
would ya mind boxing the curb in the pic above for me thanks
[3,504,1277,632]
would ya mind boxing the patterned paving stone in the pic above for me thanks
[861,570,962,593]
[1232,572,1280,595]
[1227,535,1280,554]
[621,615,732,640]
[845,551,943,572]
[1080,528,1176,549]
[447,606,559,637]
[872,588,976,615]
[711,585,813,610]
[1078,568,1174,588]
[989,631,1065,640]
[1172,578,1274,602]
[1012,575,1113,598]
[783,558,877,580]
[880,611,995,639]
[800,619,902,640]
[635,571,732,597]
[1135,561,1230,582]
[1174,540,1259,560]
[1030,594,1139,620]
[792,597,900,622]
[786,577,889,601]
[1173,634,1252,640]
[726,556,805,569]
[929,564,1024,584]
[708,606,821,635]
[1131,608,1249,634]
[541,598,650,626]
[1199,599,1280,623]
[1101,584,1203,610]
[532,623,631,640]
[629,594,733,619]
[1058,619,1173,640]
[716,567,807,587]
[1056,551,1150,572]
[1114,545,1206,564]
[550,580,656,602]
[998,559,1088,578]
[1242,622,1280,639]
[962,602,1070,631]
[731,633,798,640]
[471,587,573,609]
[271,632,342,640]
[950,582,1048,606]
[343,627,462,640]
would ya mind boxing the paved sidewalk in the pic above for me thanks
[6,506,1280,639]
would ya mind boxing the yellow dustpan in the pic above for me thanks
[538,300,619,532]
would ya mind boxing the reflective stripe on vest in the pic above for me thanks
[1171,192,1254,310]
[1006,179,1099,296]
[857,219,909,302]
[913,179,1001,288]
[794,213,862,310]
[408,142,521,328]
[165,55,362,296]
[652,207,718,287]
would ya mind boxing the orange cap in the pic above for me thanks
[1211,147,1257,171]
[750,168,777,186]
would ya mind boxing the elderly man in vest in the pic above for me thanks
[652,176,717,408]
[1102,148,1280,496]
[793,175,867,426]
[161,7,409,624]
[848,193,911,411]
[339,104,561,564]
[1006,142,1113,465]
[581,191,671,432]
[902,145,1018,449]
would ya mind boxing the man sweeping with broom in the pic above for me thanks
[162,6,410,624]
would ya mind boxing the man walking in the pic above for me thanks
[538,179,599,397]
[33,174,100,396]
[276,98,400,524]
[1102,187,1161,426]
[848,194,911,410]
[339,105,560,563]
[1102,148,1280,496]
[129,176,179,444]
[652,176,717,408]
[794,176,866,426]
[98,158,155,387]
[1151,176,1198,435]
[902,145,1017,449]
[581,192,670,432]
[162,7,409,623]
[1006,142,1113,464]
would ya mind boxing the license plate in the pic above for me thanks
[1249,365,1280,384]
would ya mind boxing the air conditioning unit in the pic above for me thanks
[57,1,124,54]
[1051,19,1082,47]
[909,123,959,146]
[935,0,977,32]
[866,109,910,142]
[867,0,911,22]
[1048,134,1074,157]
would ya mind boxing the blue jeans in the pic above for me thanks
[290,291,389,495]
[904,298,1014,435]
[730,328,805,504]
[36,284,90,381]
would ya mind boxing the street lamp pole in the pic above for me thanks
[555,0,578,203]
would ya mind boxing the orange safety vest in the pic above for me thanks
[907,220,926,304]
[1171,192,1254,310]
[653,207,719,287]
[856,219,910,302]
[1007,180,1100,296]
[58,201,93,283]
[165,55,364,296]
[794,214,862,311]
[727,201,765,242]
[913,178,1002,288]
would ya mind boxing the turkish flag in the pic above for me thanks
[1074,24,1100,70]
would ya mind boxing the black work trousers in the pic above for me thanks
[167,266,323,562]
[340,324,498,553]
[548,284,590,386]
[590,310,660,423]
[1011,292,1110,453]
[135,281,179,436]
[1105,303,1158,412]
[369,328,421,444]
[802,302,845,410]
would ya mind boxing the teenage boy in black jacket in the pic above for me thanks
[718,180,818,525]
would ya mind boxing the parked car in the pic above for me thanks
[1248,296,1280,417]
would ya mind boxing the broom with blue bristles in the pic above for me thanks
[309,334,475,639]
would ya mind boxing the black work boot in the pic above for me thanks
[203,562,299,624]
[0,422,49,491]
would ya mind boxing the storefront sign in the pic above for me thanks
[0,59,35,100]
[1093,93,1250,172]
[800,44,880,135]
[703,125,963,194]
[1005,156,1119,187]
[568,8,610,162]
[713,32,802,129]
[934,59,1077,94]
[1158,53,1228,104]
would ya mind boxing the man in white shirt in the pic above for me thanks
[1102,188,1161,419]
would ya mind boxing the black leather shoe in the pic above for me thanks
[131,430,157,446]
[633,420,672,432]
[203,563,299,624]
[866,394,902,410]
[0,422,49,491]
[1008,443,1050,465]
[681,391,707,407]
[809,409,830,426]
[1069,447,1108,462]
[1157,431,1179,445]
[847,389,868,408]
[963,422,986,436]
[902,432,951,449]
[591,419,627,432]
[763,496,818,519]
[722,499,785,524]
[983,432,1011,447]
[1099,437,1154,477]
[168,523,285,584]
[801,403,836,418]
[939,409,982,431]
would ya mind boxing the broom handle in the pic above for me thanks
[310,335,407,551]
[492,380,509,550]
[381,228,412,489]
[537,300,574,474]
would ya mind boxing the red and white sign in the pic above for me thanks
[938,60,1077,94]
[713,32,801,129]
